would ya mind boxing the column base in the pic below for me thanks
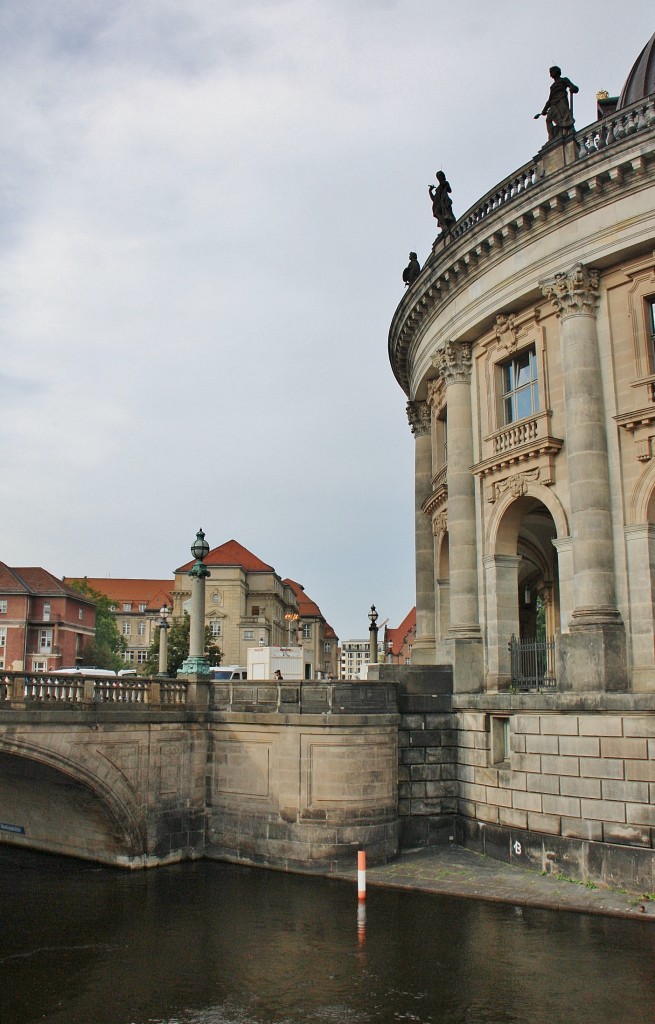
[558,620,628,692]
[411,636,437,665]
[446,634,484,693]
[179,656,211,676]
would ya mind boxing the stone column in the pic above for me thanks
[541,263,626,690]
[407,401,436,663]
[432,341,483,691]
[483,554,521,690]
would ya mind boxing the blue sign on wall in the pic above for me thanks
[0,822,25,835]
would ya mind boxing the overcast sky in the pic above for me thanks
[0,1,652,640]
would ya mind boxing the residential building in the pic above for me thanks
[387,35,655,883]
[173,540,299,667]
[339,638,371,680]
[384,607,416,665]
[66,579,174,668]
[0,563,95,672]
[283,578,339,678]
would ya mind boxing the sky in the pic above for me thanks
[0,1,652,641]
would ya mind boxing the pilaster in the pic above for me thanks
[407,401,436,663]
[432,341,482,691]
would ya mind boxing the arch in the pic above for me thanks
[630,457,655,525]
[487,480,569,555]
[0,739,147,866]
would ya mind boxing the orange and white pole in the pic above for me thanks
[357,845,366,901]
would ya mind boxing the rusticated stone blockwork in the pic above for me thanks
[455,709,655,891]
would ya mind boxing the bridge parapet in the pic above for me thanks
[1,671,189,707]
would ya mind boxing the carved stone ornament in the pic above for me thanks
[494,468,540,501]
[406,400,431,437]
[426,377,446,410]
[432,510,448,536]
[540,262,600,319]
[494,312,518,354]
[432,340,472,385]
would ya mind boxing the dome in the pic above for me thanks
[617,30,655,108]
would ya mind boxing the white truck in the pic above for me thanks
[246,646,303,681]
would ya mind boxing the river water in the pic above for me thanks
[1,847,653,1024]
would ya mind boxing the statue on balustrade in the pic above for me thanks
[428,171,456,236]
[402,252,421,286]
[534,66,579,140]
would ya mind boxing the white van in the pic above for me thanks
[209,666,248,681]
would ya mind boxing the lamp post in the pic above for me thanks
[157,605,170,677]
[180,528,211,677]
[368,605,379,665]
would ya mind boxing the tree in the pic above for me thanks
[66,578,127,670]
[143,612,222,677]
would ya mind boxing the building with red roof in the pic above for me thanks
[283,579,339,678]
[173,540,300,667]
[0,563,95,672]
[65,578,174,669]
[384,607,416,666]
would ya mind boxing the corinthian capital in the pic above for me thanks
[540,262,600,319]
[406,400,431,437]
[432,340,472,386]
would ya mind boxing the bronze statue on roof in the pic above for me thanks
[403,252,421,287]
[535,66,579,139]
[428,171,456,236]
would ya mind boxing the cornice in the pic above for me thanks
[389,97,655,398]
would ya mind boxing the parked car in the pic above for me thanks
[56,666,117,677]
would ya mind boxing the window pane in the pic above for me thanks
[515,387,534,420]
[503,363,514,393]
[515,351,532,387]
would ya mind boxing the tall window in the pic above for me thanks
[502,347,539,424]
[302,623,312,640]
[39,629,53,653]
[649,298,655,359]
[137,621,146,636]
[122,621,131,636]
[0,627,6,647]
[0,601,6,614]
[210,620,221,637]
[43,602,51,621]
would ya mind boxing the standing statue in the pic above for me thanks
[428,171,456,235]
[402,252,421,286]
[534,66,579,140]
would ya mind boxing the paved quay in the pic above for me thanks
[330,844,655,921]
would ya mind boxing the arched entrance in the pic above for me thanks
[485,491,566,691]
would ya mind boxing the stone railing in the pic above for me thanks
[0,672,188,706]
[211,681,398,715]
[450,161,538,242]
[446,95,655,248]
[492,414,541,455]
[0,674,398,716]
[577,97,655,158]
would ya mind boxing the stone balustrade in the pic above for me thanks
[0,672,396,715]
[450,161,538,241]
[577,97,655,158]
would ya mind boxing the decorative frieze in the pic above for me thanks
[432,340,472,385]
[540,262,600,319]
[406,400,431,436]
[494,313,519,354]
[493,468,541,502]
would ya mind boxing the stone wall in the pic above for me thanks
[453,704,655,891]
[205,713,399,871]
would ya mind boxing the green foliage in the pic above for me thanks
[144,612,222,677]
[66,578,127,671]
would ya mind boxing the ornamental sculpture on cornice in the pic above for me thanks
[406,400,431,437]
[432,340,472,385]
[540,262,600,319]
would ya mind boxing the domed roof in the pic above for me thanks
[618,31,655,108]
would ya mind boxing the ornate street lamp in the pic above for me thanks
[368,604,379,665]
[157,605,170,677]
[180,528,211,677]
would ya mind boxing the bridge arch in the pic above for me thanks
[0,741,147,866]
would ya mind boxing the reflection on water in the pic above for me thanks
[1,846,653,1024]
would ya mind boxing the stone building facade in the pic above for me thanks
[386,37,655,886]
[67,578,174,668]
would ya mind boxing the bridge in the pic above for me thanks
[0,671,399,871]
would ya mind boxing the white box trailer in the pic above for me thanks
[247,646,303,681]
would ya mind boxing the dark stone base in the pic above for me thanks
[457,816,655,893]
